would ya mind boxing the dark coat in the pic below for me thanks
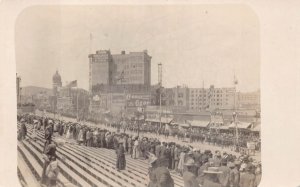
[152,166,174,187]
[239,172,255,187]
[116,145,126,170]
[183,171,200,187]
[218,166,230,187]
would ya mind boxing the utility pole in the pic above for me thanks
[158,63,162,130]
[233,73,239,151]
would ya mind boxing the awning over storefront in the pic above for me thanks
[210,124,229,130]
[189,120,210,127]
[228,122,252,129]
[146,117,173,123]
[177,123,190,127]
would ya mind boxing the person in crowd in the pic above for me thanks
[133,137,139,159]
[177,147,187,176]
[77,126,84,145]
[254,162,261,187]
[151,158,174,187]
[182,159,200,187]
[218,159,230,187]
[147,153,158,187]
[228,161,240,187]
[32,120,38,142]
[155,141,161,158]
[41,140,57,185]
[45,155,59,187]
[86,128,93,147]
[197,157,209,185]
[66,124,73,140]
[116,140,126,171]
[43,122,53,153]
[239,165,255,187]
[128,135,133,156]
[170,143,175,170]
[193,148,202,175]
[173,144,180,172]
[18,118,27,141]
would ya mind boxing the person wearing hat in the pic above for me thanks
[43,122,53,153]
[45,121,53,140]
[18,118,27,141]
[41,141,57,185]
[116,140,126,171]
[177,148,187,176]
[150,157,174,187]
[229,161,240,187]
[147,153,158,187]
[202,167,223,187]
[239,165,255,187]
[254,162,261,187]
[196,156,209,185]
[212,151,222,167]
[183,159,200,187]
[32,120,39,142]
[45,155,59,187]
[218,159,230,187]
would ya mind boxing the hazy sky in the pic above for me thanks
[16,5,260,92]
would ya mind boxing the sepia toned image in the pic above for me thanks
[16,5,261,187]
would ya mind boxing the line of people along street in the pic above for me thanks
[18,113,261,187]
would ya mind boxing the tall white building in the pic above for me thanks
[189,85,236,111]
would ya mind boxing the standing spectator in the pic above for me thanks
[239,165,255,187]
[128,136,133,156]
[147,153,158,187]
[133,137,139,159]
[45,156,59,187]
[178,148,187,176]
[86,128,93,147]
[228,162,240,187]
[152,159,174,187]
[174,145,181,173]
[218,159,230,187]
[254,163,261,187]
[170,144,175,170]
[32,120,38,142]
[41,141,57,185]
[77,127,84,145]
[116,140,126,171]
[182,159,200,187]
[18,118,27,141]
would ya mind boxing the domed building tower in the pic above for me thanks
[52,70,62,96]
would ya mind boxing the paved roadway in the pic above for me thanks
[37,110,261,161]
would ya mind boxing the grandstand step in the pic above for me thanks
[75,145,184,187]
[72,145,149,181]
[63,144,147,187]
[89,147,184,184]
[22,137,89,187]
[23,124,185,187]
[17,151,40,187]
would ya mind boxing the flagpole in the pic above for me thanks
[77,88,79,122]
[234,73,239,152]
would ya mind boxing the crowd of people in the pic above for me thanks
[17,113,262,187]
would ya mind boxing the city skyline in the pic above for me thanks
[16,5,260,92]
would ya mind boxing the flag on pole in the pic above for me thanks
[67,80,77,87]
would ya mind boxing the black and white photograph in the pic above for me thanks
[15,4,261,187]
